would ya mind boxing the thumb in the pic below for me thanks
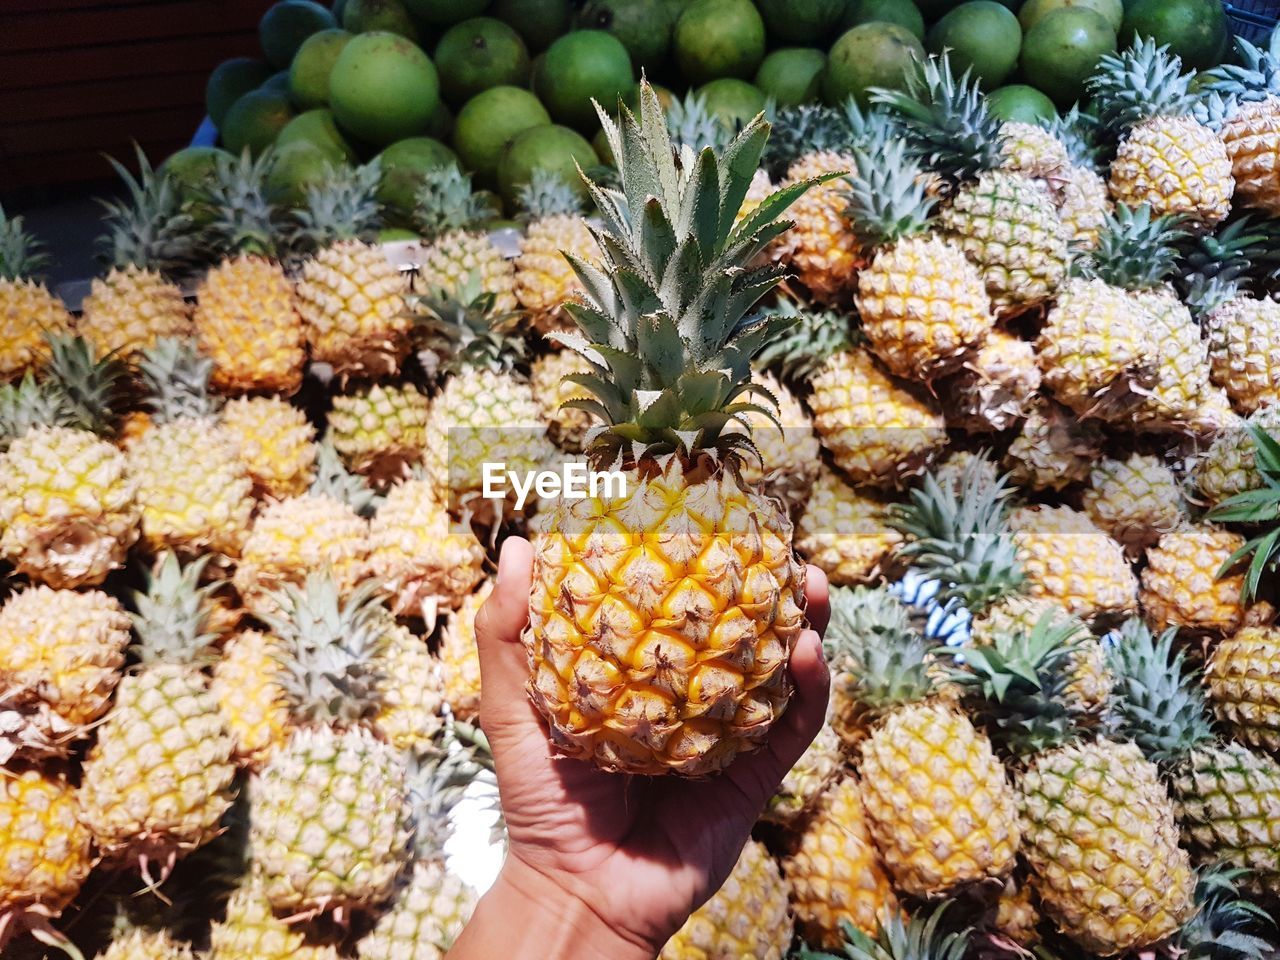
[475,536,536,732]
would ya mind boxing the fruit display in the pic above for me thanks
[11,6,1280,955]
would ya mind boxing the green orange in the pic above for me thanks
[288,29,352,109]
[377,137,458,219]
[841,0,925,40]
[987,84,1057,123]
[1020,7,1116,106]
[435,17,531,106]
[926,2,1022,88]
[823,22,924,106]
[497,124,597,206]
[259,0,337,69]
[207,58,274,127]
[328,31,440,145]
[342,0,421,41]
[221,89,296,155]
[453,85,551,184]
[673,0,766,83]
[535,30,635,130]
[276,109,358,163]
[1122,0,1228,71]
[755,0,845,46]
[755,48,826,106]
[1019,0,1122,34]
[489,0,572,52]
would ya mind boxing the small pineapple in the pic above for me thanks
[1082,453,1188,552]
[413,165,515,313]
[211,628,290,769]
[999,121,1070,179]
[1206,625,1280,753]
[763,724,843,827]
[370,618,447,753]
[0,205,72,380]
[942,329,1041,433]
[795,468,903,586]
[1002,398,1103,492]
[991,876,1040,947]
[513,169,599,328]
[1057,164,1112,249]
[530,347,594,453]
[778,144,859,303]
[1140,524,1246,635]
[1200,38,1280,215]
[208,881,343,959]
[220,395,317,500]
[1197,404,1280,505]
[439,580,489,720]
[328,381,428,481]
[1204,294,1280,414]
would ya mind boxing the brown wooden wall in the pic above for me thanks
[0,0,273,192]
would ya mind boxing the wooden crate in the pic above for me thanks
[0,0,273,192]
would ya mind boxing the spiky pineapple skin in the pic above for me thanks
[1219,96,1280,216]
[1206,626,1280,753]
[783,776,898,949]
[374,623,445,752]
[1003,399,1101,492]
[530,349,594,453]
[421,230,517,314]
[780,152,860,304]
[1109,116,1233,228]
[764,724,843,827]
[355,860,477,960]
[660,840,793,960]
[0,768,93,919]
[858,703,1019,897]
[1082,454,1186,551]
[1057,165,1111,249]
[329,383,428,479]
[527,458,805,776]
[1016,739,1195,956]
[1205,296,1280,414]
[795,469,903,586]
[808,350,946,488]
[1197,406,1280,505]
[856,233,993,377]
[96,929,198,960]
[220,396,317,500]
[79,266,192,361]
[1134,288,1213,431]
[1000,122,1070,179]
[250,725,410,917]
[0,279,72,380]
[945,329,1041,433]
[194,255,304,395]
[440,580,490,721]
[211,629,291,769]
[0,426,139,588]
[1140,525,1245,635]
[297,240,410,378]
[993,876,1040,946]
[515,213,598,325]
[79,664,237,865]
[209,881,343,959]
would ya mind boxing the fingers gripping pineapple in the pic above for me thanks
[524,84,814,776]
[79,554,238,878]
[513,170,600,330]
[0,205,73,380]
[79,148,197,361]
[294,162,411,379]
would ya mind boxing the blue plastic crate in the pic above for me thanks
[1226,0,1280,44]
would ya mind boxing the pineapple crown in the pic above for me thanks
[948,612,1088,756]
[413,281,527,377]
[129,553,222,666]
[1176,214,1280,303]
[37,334,129,436]
[761,102,851,178]
[404,722,497,861]
[0,374,76,448]
[311,433,382,517]
[515,168,586,222]
[1206,422,1280,604]
[666,91,732,155]
[1176,865,1277,960]
[825,586,937,712]
[1201,38,1280,107]
[1105,619,1214,762]
[889,460,1024,614]
[1183,274,1241,321]
[555,81,829,469]
[412,164,497,238]
[259,575,392,729]
[0,204,50,283]
[844,137,937,247]
[1076,203,1189,291]
[200,148,294,260]
[1047,105,1107,171]
[138,338,221,424]
[97,145,201,278]
[1087,38,1198,131]
[800,905,969,960]
[871,52,1005,184]
[293,159,383,251]
[755,299,857,382]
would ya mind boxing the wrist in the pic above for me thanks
[448,856,660,960]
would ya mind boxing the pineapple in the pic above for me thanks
[0,337,138,587]
[0,587,129,760]
[763,723,843,827]
[1204,294,1280,414]
[194,150,305,395]
[1088,38,1234,228]
[1082,453,1187,552]
[328,381,428,481]
[530,347,595,453]
[795,468,903,587]
[1002,397,1102,492]
[211,628,290,769]
[726,368,822,513]
[955,616,1196,956]
[991,876,1040,947]
[439,580,490,720]
[1140,524,1246,635]
[523,84,811,776]
[79,554,237,874]
[1201,38,1280,216]
[128,339,255,559]
[1110,619,1280,897]
[513,169,599,328]
[777,144,859,304]
[220,395,317,500]
[1206,625,1280,753]
[294,162,411,378]
[1057,164,1112,249]
[0,205,72,380]
[366,474,485,619]
[942,329,1041,433]
[876,54,1070,316]
[1197,404,1280,505]
[1000,121,1071,180]
[209,881,342,959]
[96,929,198,960]
[830,587,1020,897]
[659,840,793,960]
[413,165,515,313]
[783,776,899,949]
[79,148,197,361]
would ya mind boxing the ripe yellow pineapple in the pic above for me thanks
[1082,453,1187,552]
[1218,96,1280,215]
[1134,287,1214,433]
[1057,165,1112,249]
[294,163,412,378]
[328,381,428,481]
[96,929,199,960]
[1206,625,1280,753]
[208,881,343,959]
[780,151,859,304]
[220,395,317,500]
[660,840,793,960]
[530,348,594,453]
[414,165,516,313]
[374,620,446,752]
[1003,398,1103,492]
[513,170,599,329]
[524,86,810,776]
[1140,525,1247,635]
[0,206,73,380]
[1000,121,1070,179]
[795,468,903,586]
[728,369,822,514]
[763,723,843,827]
[211,628,291,769]
[943,329,1041,433]
[1197,404,1280,505]
[440,580,490,720]
[1204,294,1280,413]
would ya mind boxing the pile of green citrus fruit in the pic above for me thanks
[173,0,1236,225]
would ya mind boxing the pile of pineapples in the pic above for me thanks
[5,29,1280,960]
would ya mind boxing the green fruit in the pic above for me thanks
[489,0,571,52]
[699,78,767,127]
[673,0,766,83]
[403,0,490,25]
[987,84,1058,122]
[377,137,458,219]
[163,147,231,224]
[289,29,353,108]
[1122,0,1228,71]
[575,0,677,73]
[276,109,358,163]
[342,0,420,41]
[535,31,635,131]
[926,2,1021,88]
[755,48,827,106]
[841,0,925,40]
[452,85,552,183]
[221,89,297,155]
[435,17,531,106]
[329,32,440,145]
[259,1,337,69]
[497,124,597,206]
[267,141,336,206]
[426,98,455,140]
[823,22,924,106]
[207,58,275,127]
[755,0,844,46]
[1020,7,1116,106]
[1019,0,1123,34]
[260,71,294,97]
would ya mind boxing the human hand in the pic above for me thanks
[447,536,830,960]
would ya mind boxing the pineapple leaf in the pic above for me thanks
[0,204,51,282]
[97,144,201,278]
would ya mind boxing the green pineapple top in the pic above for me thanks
[754,299,857,382]
[0,334,129,443]
[1175,865,1277,960]
[1177,214,1280,305]
[562,81,826,468]
[871,52,1004,184]
[0,203,50,283]
[1087,38,1199,131]
[843,137,938,248]
[889,459,1024,614]
[1201,37,1280,108]
[1078,203,1189,291]
[1047,105,1106,172]
[403,723,496,862]
[293,160,383,252]
[761,103,850,177]
[666,91,732,154]
[1207,422,1280,604]
[138,338,222,424]
[515,169,586,222]
[800,904,969,960]
[311,433,382,517]
[97,146,201,278]
[200,148,293,260]
[259,575,392,730]
[413,165,499,239]
[130,553,222,666]
[825,586,938,714]
[414,281,526,378]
